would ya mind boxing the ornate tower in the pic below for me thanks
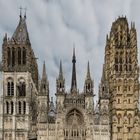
[84,62,94,114]
[1,12,38,140]
[56,60,65,94]
[99,65,110,125]
[103,16,140,140]
[38,62,49,122]
[2,12,38,87]
[55,60,65,140]
[84,62,94,140]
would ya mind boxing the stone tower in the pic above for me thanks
[1,12,38,140]
[2,12,38,87]
[103,16,140,140]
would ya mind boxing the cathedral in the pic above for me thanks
[0,12,140,140]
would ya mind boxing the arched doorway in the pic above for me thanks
[64,109,86,140]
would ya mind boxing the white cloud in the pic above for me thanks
[0,0,140,101]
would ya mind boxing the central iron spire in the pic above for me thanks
[71,47,77,92]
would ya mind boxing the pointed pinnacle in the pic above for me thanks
[101,64,106,81]
[42,61,47,81]
[59,60,63,79]
[72,45,76,63]
[87,61,91,79]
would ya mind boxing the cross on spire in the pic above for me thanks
[24,7,27,18]
[19,6,23,18]
[19,6,27,19]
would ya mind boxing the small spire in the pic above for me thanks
[42,61,47,81]
[72,44,76,63]
[101,64,106,82]
[133,22,135,29]
[3,33,7,42]
[86,61,91,79]
[59,60,63,79]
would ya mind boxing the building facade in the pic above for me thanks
[0,13,139,140]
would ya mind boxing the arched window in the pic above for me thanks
[22,47,26,65]
[88,84,90,90]
[18,47,21,65]
[60,83,62,88]
[7,48,11,66]
[7,80,14,96]
[11,101,14,114]
[7,82,11,96]
[18,82,26,96]
[12,47,15,67]
[11,82,14,95]
[6,102,9,114]
[23,101,26,114]
[19,101,21,114]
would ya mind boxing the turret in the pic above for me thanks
[40,62,49,94]
[84,61,94,95]
[56,60,65,93]
[37,62,49,123]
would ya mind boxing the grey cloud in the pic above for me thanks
[0,0,140,100]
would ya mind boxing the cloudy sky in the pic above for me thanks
[0,0,140,100]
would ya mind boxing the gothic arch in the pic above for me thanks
[17,77,26,96]
[6,77,14,96]
[66,108,84,126]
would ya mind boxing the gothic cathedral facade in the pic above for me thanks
[0,13,140,140]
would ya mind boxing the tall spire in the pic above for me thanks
[71,47,77,92]
[42,61,47,81]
